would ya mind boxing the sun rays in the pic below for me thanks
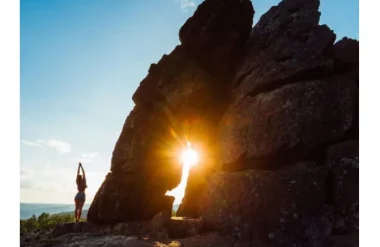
[166,142,199,204]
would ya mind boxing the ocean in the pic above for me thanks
[20,203,180,220]
[20,203,91,220]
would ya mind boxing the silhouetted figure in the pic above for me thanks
[74,162,87,222]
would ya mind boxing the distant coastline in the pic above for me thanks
[20,203,91,219]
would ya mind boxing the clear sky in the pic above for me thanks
[20,0,359,204]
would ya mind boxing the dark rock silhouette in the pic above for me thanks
[86,0,358,246]
[88,0,255,224]
[333,38,359,80]
[179,0,254,79]
[176,165,209,218]
[234,0,336,99]
[202,167,333,246]
[219,76,358,171]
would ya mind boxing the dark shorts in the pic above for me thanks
[75,192,86,202]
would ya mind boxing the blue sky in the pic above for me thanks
[20,0,359,204]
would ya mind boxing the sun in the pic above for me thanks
[180,142,199,166]
[166,142,200,204]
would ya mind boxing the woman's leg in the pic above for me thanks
[78,200,85,221]
[74,199,80,222]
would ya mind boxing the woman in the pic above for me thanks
[74,162,87,222]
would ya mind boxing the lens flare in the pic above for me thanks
[180,142,199,166]
[166,142,199,204]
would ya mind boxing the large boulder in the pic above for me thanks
[111,106,182,188]
[88,104,182,223]
[201,167,334,246]
[165,217,205,239]
[179,0,254,79]
[90,0,256,223]
[130,46,229,164]
[173,0,359,220]
[132,46,220,110]
[90,45,228,223]
[88,1,359,239]
[234,0,336,99]
[218,75,358,170]
[88,173,174,223]
[110,105,184,190]
[131,46,226,161]
[333,37,359,79]
[332,38,359,140]
[176,165,210,218]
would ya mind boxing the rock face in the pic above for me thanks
[89,0,254,224]
[179,0,358,215]
[88,172,175,223]
[218,76,357,170]
[201,168,334,246]
[179,0,254,79]
[176,165,210,218]
[333,38,359,81]
[88,0,359,245]
[234,0,336,99]
[201,166,359,246]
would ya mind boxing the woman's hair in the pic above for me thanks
[76,175,82,185]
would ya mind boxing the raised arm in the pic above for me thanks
[80,163,86,180]
[77,163,81,176]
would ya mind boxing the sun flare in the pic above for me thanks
[180,142,199,166]
[166,142,199,204]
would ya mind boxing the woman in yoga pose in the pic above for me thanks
[74,162,87,222]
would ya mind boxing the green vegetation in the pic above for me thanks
[56,209,88,218]
[20,213,76,234]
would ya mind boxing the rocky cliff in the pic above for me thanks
[87,0,358,246]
